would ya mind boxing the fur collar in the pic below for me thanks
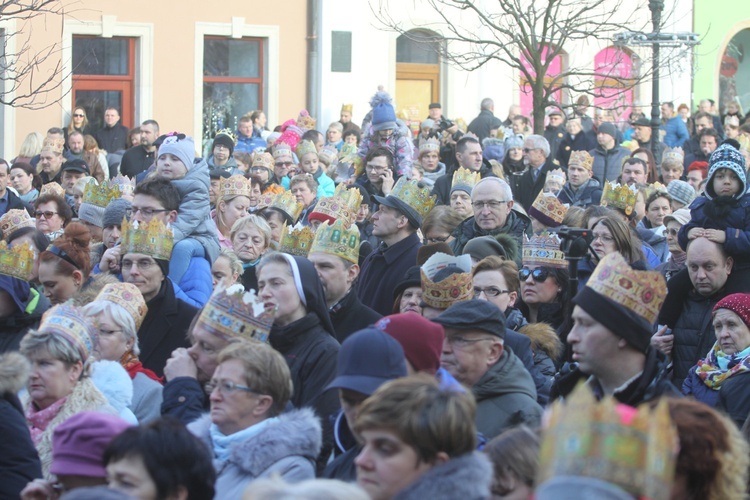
[519,322,563,360]
[393,452,493,500]
[189,408,322,477]
[0,351,29,394]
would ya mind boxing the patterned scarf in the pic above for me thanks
[696,342,750,389]
[120,350,163,384]
[26,397,67,445]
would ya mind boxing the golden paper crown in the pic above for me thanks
[418,137,440,155]
[388,177,437,222]
[95,282,148,330]
[639,181,668,204]
[318,145,339,165]
[338,143,359,164]
[220,175,252,200]
[296,140,317,158]
[272,143,293,159]
[309,220,360,264]
[109,174,135,197]
[522,232,567,269]
[309,183,363,227]
[529,192,568,228]
[451,167,481,194]
[601,182,637,216]
[257,192,276,210]
[587,252,667,325]
[215,128,236,143]
[568,150,594,171]
[251,152,274,170]
[82,182,121,208]
[0,241,35,281]
[341,103,353,113]
[725,115,740,128]
[420,253,473,309]
[42,137,65,154]
[121,218,174,261]
[296,110,317,131]
[545,168,566,186]
[663,146,684,163]
[538,384,677,500]
[278,223,316,257]
[40,182,65,198]
[0,209,35,241]
[269,190,304,223]
[196,285,275,344]
[39,304,97,361]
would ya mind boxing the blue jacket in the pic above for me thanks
[557,179,602,208]
[662,116,690,148]
[234,131,266,154]
[636,220,669,264]
[678,193,750,262]
[173,257,213,308]
[313,167,335,198]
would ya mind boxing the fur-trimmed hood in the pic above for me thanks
[393,452,493,500]
[0,351,30,395]
[189,407,322,477]
[519,322,563,360]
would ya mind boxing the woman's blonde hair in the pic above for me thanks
[217,248,243,278]
[17,131,44,158]
[67,107,89,135]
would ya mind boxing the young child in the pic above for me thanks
[296,139,335,198]
[154,133,220,292]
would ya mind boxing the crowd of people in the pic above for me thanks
[1,90,750,499]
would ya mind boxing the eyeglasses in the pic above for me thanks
[250,167,267,173]
[126,207,169,217]
[592,232,615,243]
[366,164,388,173]
[205,380,262,396]
[473,286,511,298]
[274,161,293,168]
[34,211,58,219]
[121,258,156,270]
[471,200,507,210]
[447,335,495,348]
[519,267,550,282]
[523,148,537,153]
[662,228,679,237]
[73,113,85,118]
[424,235,450,244]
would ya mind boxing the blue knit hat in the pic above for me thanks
[705,139,747,199]
[157,133,195,171]
[504,134,524,150]
[370,91,397,132]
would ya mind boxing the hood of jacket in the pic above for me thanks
[173,157,210,191]
[519,322,563,360]
[393,452,493,500]
[0,351,29,395]
[636,220,666,246]
[91,360,134,415]
[472,350,537,402]
[190,408,322,476]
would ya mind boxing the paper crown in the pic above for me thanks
[388,177,437,223]
[341,103,353,113]
[272,142,293,159]
[94,282,148,330]
[601,182,637,216]
[215,128,236,143]
[40,182,65,198]
[318,145,339,165]
[663,146,684,163]
[0,209,35,240]
[586,252,667,325]
[451,167,481,194]
[41,137,65,154]
[568,150,594,171]
[296,110,317,131]
[0,241,35,281]
[739,134,750,154]
[109,174,135,197]
[523,232,567,269]
[220,175,252,200]
[309,183,363,227]
[196,284,275,344]
[529,192,568,228]
[269,190,304,223]
[640,181,668,203]
[538,384,677,500]
[309,220,360,264]
[82,182,121,208]
[39,304,98,361]
[725,115,740,127]
[420,253,473,310]
[545,168,566,186]
[279,222,316,257]
[338,143,359,164]
[418,137,440,155]
[296,139,317,158]
[120,218,174,261]
[251,152,274,170]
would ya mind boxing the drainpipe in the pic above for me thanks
[306,0,320,119]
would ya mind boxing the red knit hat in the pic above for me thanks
[375,313,444,375]
[713,293,750,328]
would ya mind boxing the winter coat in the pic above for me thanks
[354,175,386,214]
[520,322,564,388]
[94,122,129,154]
[557,178,603,208]
[91,360,137,424]
[678,193,750,264]
[393,452,493,500]
[682,135,700,160]
[358,232,422,316]
[555,131,596,168]
[161,376,207,426]
[516,158,559,212]
[174,255,213,308]
[131,371,163,423]
[472,349,542,439]
[170,158,221,264]
[656,256,685,282]
[137,279,198,378]
[0,352,42,497]
[544,124,566,159]
[431,161,496,206]
[468,109,503,142]
[235,131,267,154]
[358,121,414,178]
[207,155,243,176]
[636,220,669,264]
[1,188,33,216]
[312,166,335,198]
[450,211,530,265]
[189,409,321,498]
[322,411,359,481]
[590,145,631,184]
[119,145,155,178]
[505,306,528,331]
[0,287,49,354]
[670,289,723,386]
[504,333,549,405]
[329,289,382,343]
[662,116,690,148]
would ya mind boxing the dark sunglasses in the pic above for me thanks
[73,113,85,118]
[519,267,550,282]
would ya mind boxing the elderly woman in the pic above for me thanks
[683,293,750,428]
[38,223,92,305]
[83,282,162,423]
[231,214,272,291]
[188,341,322,497]
[34,193,72,242]
[213,175,253,249]
[20,304,113,479]
[656,208,690,281]
[636,190,672,264]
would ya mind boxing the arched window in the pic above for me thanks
[395,29,441,133]
[594,47,639,127]
[720,29,750,117]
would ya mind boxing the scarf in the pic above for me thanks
[704,195,739,220]
[209,418,278,463]
[120,350,163,383]
[696,342,750,389]
[26,397,67,445]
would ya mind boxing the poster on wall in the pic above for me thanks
[720,29,749,116]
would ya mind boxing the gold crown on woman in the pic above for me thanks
[39,304,98,361]
[522,232,566,269]
[120,218,174,261]
[279,222,316,257]
[309,220,360,264]
[109,174,136,197]
[94,282,148,330]
[196,284,275,344]
[663,146,684,163]
[568,150,594,172]
[272,142,293,159]
[252,152,274,169]
[420,253,473,310]
[601,182,638,216]
[0,241,35,281]
[419,137,440,154]
[389,177,437,221]
[318,145,339,166]
[529,192,568,228]
[538,384,677,500]
[545,168,566,186]
[269,191,304,223]
[40,182,65,198]
[296,139,317,158]
[220,175,252,200]
[451,167,481,192]
[639,181,668,203]
[311,183,363,226]
[83,182,121,208]
[0,209,35,241]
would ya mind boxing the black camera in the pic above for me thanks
[438,118,455,132]
[556,226,593,260]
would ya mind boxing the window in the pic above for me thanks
[203,37,265,145]
[331,31,352,72]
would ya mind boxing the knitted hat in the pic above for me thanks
[375,313,445,375]
[504,134,524,150]
[462,235,508,261]
[421,119,435,129]
[102,198,132,229]
[705,139,747,199]
[369,91,397,132]
[666,179,696,207]
[77,203,105,228]
[713,293,750,330]
[598,122,617,140]
[50,411,131,478]
[158,133,195,171]
[212,131,235,156]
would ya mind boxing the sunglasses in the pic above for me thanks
[519,267,550,282]
[35,211,58,219]
[73,113,85,118]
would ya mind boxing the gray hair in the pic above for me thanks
[480,98,494,111]
[230,214,273,249]
[525,135,550,158]
[20,329,90,374]
[82,301,139,356]
[328,121,343,132]
[242,477,370,500]
[473,177,514,202]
